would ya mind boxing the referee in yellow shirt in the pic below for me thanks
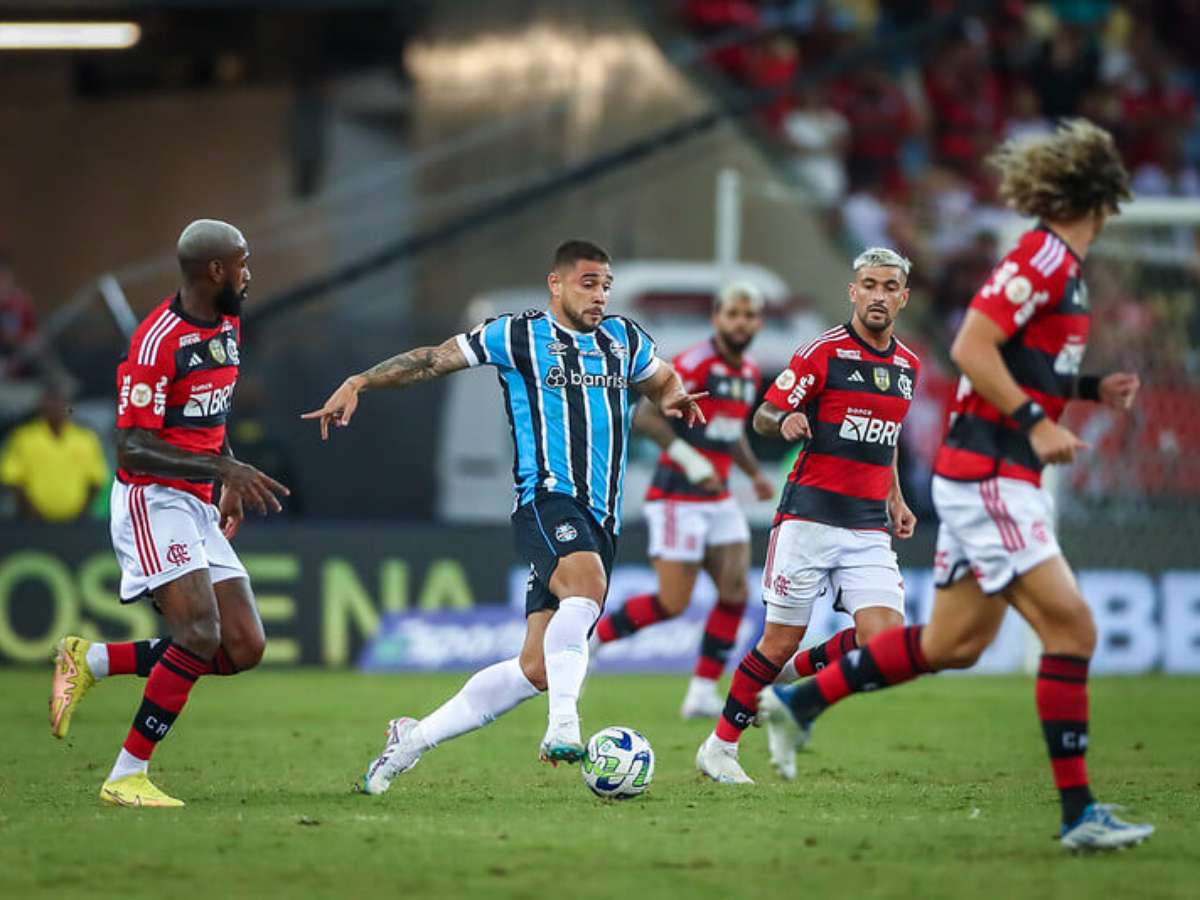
[1,383,109,522]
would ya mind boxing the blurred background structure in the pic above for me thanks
[2,0,1198,671]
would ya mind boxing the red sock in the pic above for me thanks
[694,600,743,679]
[1037,654,1095,823]
[596,593,669,644]
[122,644,207,761]
[714,649,781,743]
[815,625,929,705]
[790,627,857,679]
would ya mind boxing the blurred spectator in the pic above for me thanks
[782,85,850,206]
[0,383,109,523]
[1119,49,1195,169]
[1132,129,1200,197]
[1003,82,1054,143]
[742,34,800,130]
[931,228,1000,341]
[0,254,37,379]
[924,35,1003,174]
[1030,25,1099,119]
[830,64,918,189]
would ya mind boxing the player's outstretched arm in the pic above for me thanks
[951,309,1087,465]
[301,336,468,440]
[634,399,721,493]
[117,429,289,516]
[636,361,707,428]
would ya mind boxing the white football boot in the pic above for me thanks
[680,677,725,719]
[539,715,585,765]
[362,717,422,795]
[1060,803,1155,851]
[757,684,812,780]
[695,733,754,784]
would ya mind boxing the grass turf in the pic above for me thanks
[0,670,1195,899]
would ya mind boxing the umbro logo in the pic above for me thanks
[848,370,865,383]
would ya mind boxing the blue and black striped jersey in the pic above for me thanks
[455,309,660,533]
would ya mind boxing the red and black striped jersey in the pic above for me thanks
[935,226,1088,486]
[765,323,920,530]
[115,293,240,504]
[646,338,761,503]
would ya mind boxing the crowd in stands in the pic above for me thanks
[685,0,1200,504]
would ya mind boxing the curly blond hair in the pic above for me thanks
[988,119,1132,222]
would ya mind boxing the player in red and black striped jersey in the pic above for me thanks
[48,220,289,809]
[696,247,920,783]
[760,122,1154,850]
[593,284,774,718]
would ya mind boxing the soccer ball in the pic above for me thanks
[581,726,654,800]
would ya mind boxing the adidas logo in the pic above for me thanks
[188,353,203,366]
[848,370,865,383]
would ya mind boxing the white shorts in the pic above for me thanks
[644,497,751,563]
[760,518,905,627]
[932,475,1061,596]
[110,481,247,602]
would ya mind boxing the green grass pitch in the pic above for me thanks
[1,670,1195,899]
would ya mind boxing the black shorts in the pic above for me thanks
[511,492,617,617]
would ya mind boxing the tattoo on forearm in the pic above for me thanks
[361,346,446,389]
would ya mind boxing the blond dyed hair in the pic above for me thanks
[988,119,1132,223]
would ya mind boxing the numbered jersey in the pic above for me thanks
[935,226,1088,486]
[646,339,761,503]
[765,324,920,531]
[115,293,241,504]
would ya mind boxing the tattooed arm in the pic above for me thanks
[301,336,469,440]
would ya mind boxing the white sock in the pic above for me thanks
[688,675,719,694]
[543,596,600,722]
[776,654,799,684]
[86,643,109,679]
[413,657,540,751]
[107,748,148,782]
[709,732,739,752]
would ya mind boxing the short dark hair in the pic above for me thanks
[553,239,611,271]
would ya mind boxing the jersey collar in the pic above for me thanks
[1036,223,1084,265]
[170,292,223,328]
[843,320,895,358]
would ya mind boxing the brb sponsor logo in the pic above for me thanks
[704,415,744,442]
[545,366,627,390]
[839,408,902,446]
[183,383,234,419]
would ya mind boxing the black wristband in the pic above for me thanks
[1011,400,1046,434]
[1076,375,1102,402]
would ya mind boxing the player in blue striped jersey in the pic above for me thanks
[304,240,705,789]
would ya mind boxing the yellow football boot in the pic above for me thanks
[50,636,96,739]
[99,772,185,808]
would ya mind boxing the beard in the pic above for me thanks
[216,280,245,317]
[719,332,754,354]
[860,308,892,333]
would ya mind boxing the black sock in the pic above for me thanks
[135,639,170,677]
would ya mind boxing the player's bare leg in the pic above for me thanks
[100,570,222,807]
[697,620,806,784]
[212,577,266,673]
[540,552,605,763]
[1002,556,1153,848]
[765,603,905,777]
[364,612,549,795]
[594,557,696,649]
[683,541,749,718]
[759,578,1006,773]
[52,578,263,742]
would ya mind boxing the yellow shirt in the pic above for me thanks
[0,419,109,521]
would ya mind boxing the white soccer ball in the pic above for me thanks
[581,726,655,800]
